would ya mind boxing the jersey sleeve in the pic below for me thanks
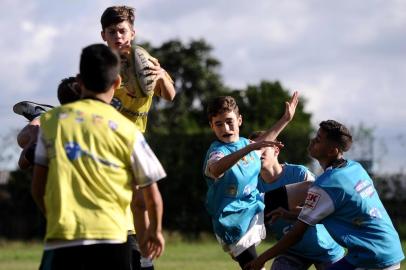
[204,150,225,179]
[130,130,166,187]
[304,170,315,181]
[298,186,335,226]
[34,128,49,167]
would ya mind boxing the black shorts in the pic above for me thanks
[40,243,130,270]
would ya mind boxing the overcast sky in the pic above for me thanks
[0,0,405,174]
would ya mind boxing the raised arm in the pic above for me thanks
[256,91,299,142]
[207,140,284,179]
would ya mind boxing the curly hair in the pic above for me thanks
[207,96,240,121]
[101,6,135,30]
[320,120,353,152]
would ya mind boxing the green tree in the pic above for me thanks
[143,39,229,134]
[234,81,313,164]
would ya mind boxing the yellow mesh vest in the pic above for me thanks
[40,99,138,241]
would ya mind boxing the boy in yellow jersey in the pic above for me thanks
[101,6,175,269]
[31,44,166,270]
[100,5,176,133]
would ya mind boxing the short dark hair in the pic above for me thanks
[79,44,120,93]
[101,6,135,30]
[248,130,265,141]
[57,77,81,105]
[319,120,353,152]
[207,96,240,121]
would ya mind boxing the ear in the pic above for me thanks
[101,31,106,41]
[209,120,214,129]
[237,114,242,126]
[274,146,280,156]
[131,27,136,41]
[327,146,339,158]
[113,74,122,90]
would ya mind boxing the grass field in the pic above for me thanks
[0,238,405,270]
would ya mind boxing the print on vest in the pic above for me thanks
[92,114,103,124]
[111,97,122,110]
[108,120,118,131]
[64,142,119,168]
[239,155,250,167]
[304,191,321,209]
[354,180,375,198]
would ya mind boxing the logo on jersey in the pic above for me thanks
[369,207,382,219]
[111,97,122,110]
[226,184,237,196]
[108,120,118,131]
[208,151,225,162]
[304,191,321,209]
[354,180,375,198]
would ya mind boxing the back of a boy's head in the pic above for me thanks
[79,44,120,94]
[248,130,265,141]
[57,77,81,105]
[320,120,353,153]
[207,96,239,121]
[101,6,135,29]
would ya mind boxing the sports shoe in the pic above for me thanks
[13,101,54,121]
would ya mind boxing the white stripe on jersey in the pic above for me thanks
[130,130,166,187]
[298,186,335,226]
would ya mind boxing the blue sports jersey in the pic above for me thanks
[258,164,344,263]
[300,160,404,268]
[203,137,264,244]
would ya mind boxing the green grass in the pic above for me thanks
[0,238,405,270]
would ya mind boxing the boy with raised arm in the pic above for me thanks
[203,92,298,269]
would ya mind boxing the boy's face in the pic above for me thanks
[308,128,333,161]
[101,21,135,54]
[210,111,242,143]
[260,145,279,168]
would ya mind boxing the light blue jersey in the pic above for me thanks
[203,137,264,244]
[258,164,344,263]
[299,160,404,268]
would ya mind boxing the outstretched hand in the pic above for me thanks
[283,91,299,122]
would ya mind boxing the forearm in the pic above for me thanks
[142,183,163,234]
[157,74,176,101]
[261,116,291,142]
[257,221,307,265]
[208,145,253,178]
[131,188,149,238]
